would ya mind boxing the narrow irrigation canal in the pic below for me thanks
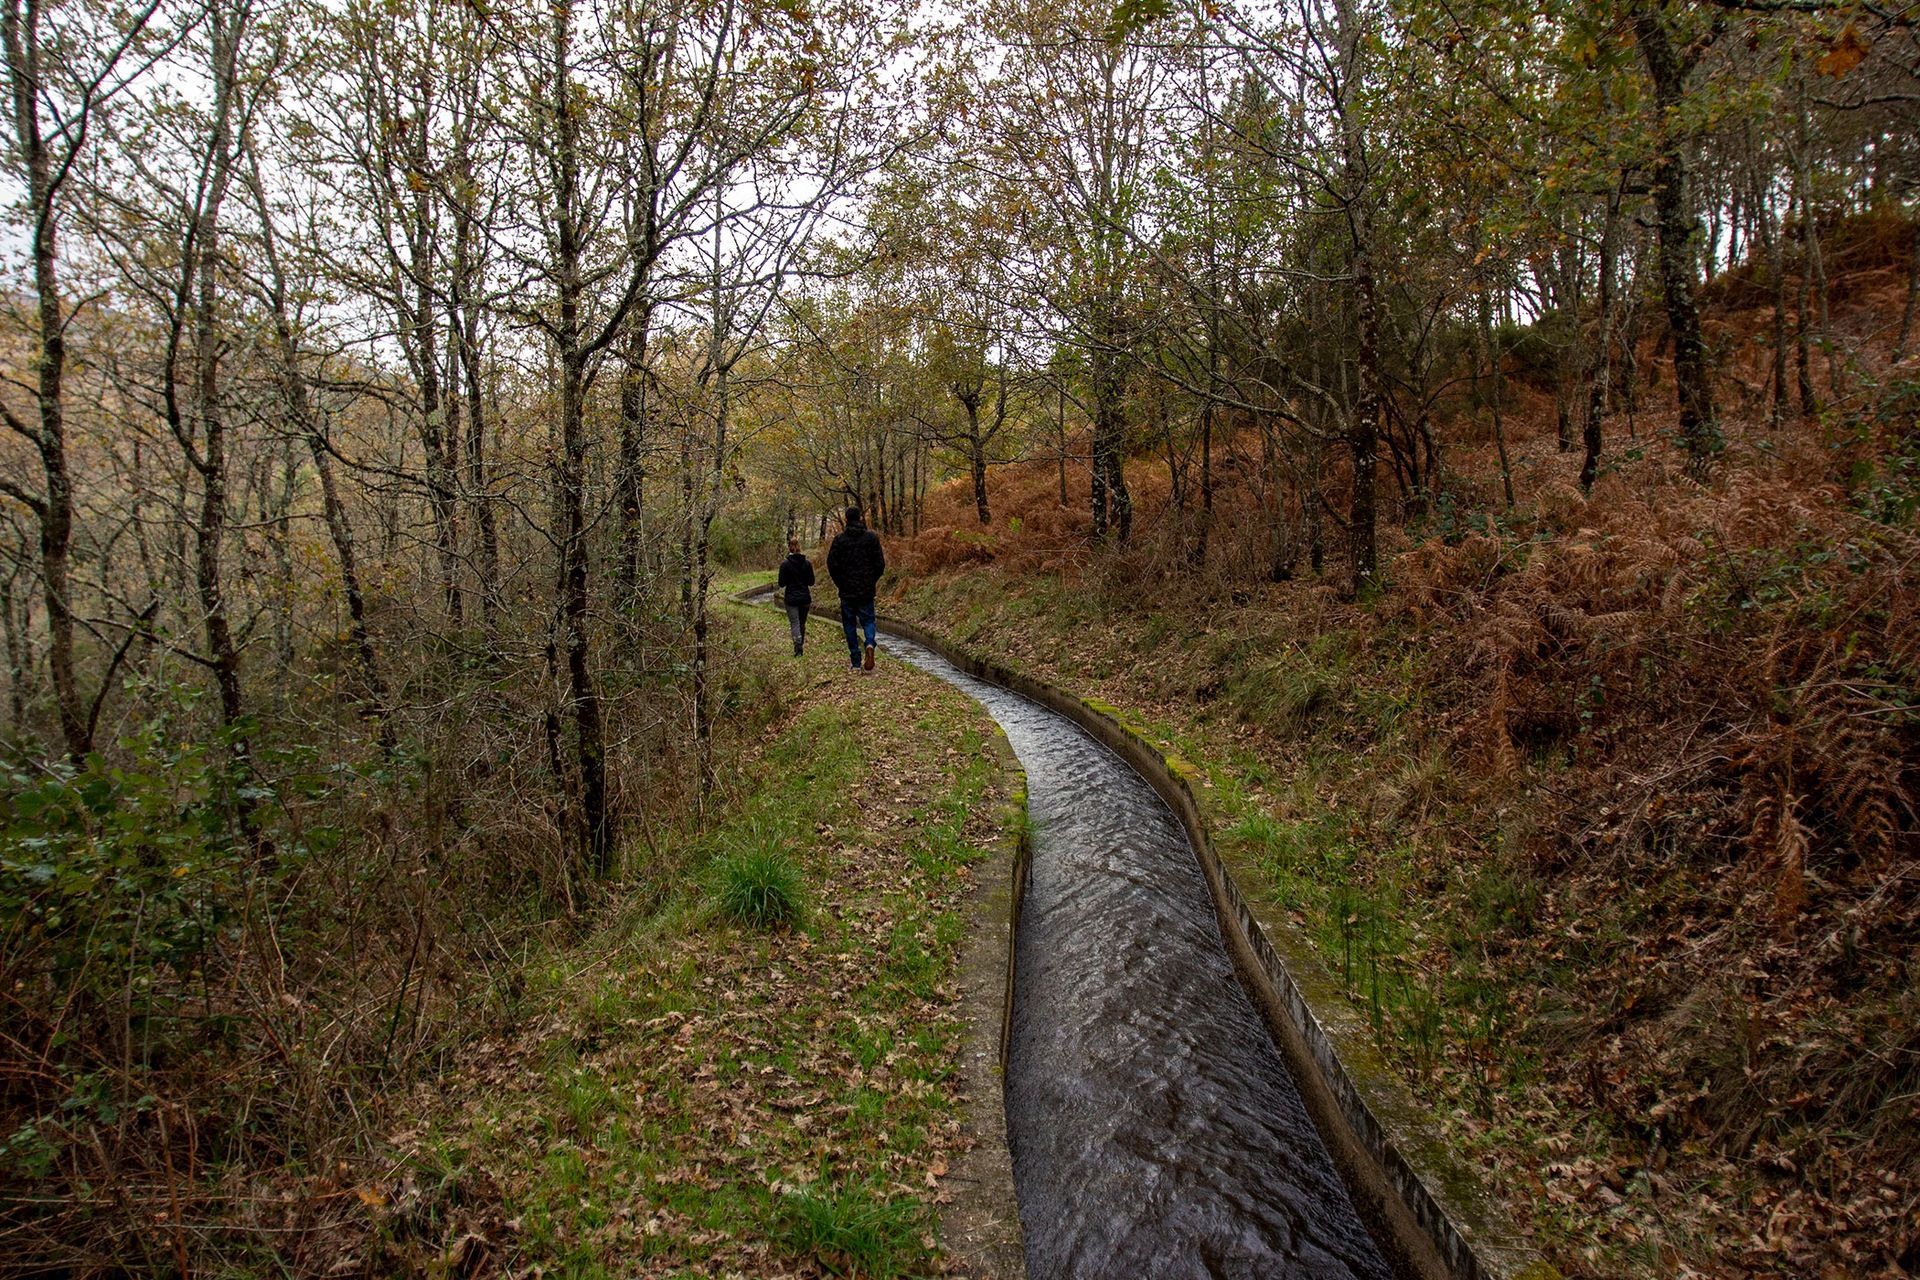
[883,634,1397,1280]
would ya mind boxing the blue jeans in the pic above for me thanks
[840,598,876,666]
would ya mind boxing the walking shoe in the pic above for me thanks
[862,643,875,671]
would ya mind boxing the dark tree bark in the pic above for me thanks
[1262,417,1292,583]
[1795,168,1817,417]
[679,412,695,622]
[1754,160,1788,425]
[946,363,1008,525]
[174,0,257,842]
[1633,3,1719,475]
[618,316,650,598]
[0,0,98,759]
[1,569,29,734]
[441,55,498,640]
[1195,389,1212,568]
[1553,240,1579,454]
[1306,435,1325,576]
[405,74,462,629]
[1347,242,1380,593]
[452,202,499,637]
[548,0,611,877]
[912,437,925,534]
[1089,305,1131,543]
[1581,188,1622,494]
[1336,0,1377,594]
[1796,92,1838,401]
[1476,287,1515,508]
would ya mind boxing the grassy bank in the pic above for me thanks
[356,594,1017,1277]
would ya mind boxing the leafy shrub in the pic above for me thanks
[711,842,803,929]
[1,723,260,1019]
[0,707,299,1216]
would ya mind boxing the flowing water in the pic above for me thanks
[884,634,1397,1280]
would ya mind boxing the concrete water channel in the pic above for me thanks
[881,632,1400,1280]
[737,583,1539,1279]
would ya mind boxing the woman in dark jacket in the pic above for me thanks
[776,538,815,656]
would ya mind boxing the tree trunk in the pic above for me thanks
[1089,303,1130,543]
[2,573,28,734]
[449,82,499,640]
[1897,215,1918,361]
[1796,170,1817,417]
[1797,93,1838,400]
[1554,241,1578,453]
[407,76,461,630]
[1758,165,1788,425]
[1348,252,1380,593]
[1262,416,1293,582]
[912,440,924,534]
[1306,435,1325,576]
[1581,190,1621,494]
[874,423,890,533]
[692,182,733,802]
[4,0,88,758]
[1633,3,1718,475]
[457,256,499,638]
[1337,0,1378,594]
[192,1,255,843]
[970,426,990,524]
[679,413,695,623]
[1195,394,1212,568]
[267,447,297,705]
[551,0,610,878]
[1896,215,1918,361]
[1472,242,1516,509]
[618,315,650,599]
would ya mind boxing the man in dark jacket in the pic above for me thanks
[776,538,814,657]
[826,506,886,672]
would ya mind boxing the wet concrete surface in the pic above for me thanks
[885,635,1396,1280]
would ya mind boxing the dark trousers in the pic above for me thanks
[840,597,876,666]
[785,603,808,651]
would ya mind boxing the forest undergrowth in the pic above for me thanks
[886,272,1919,1279]
[0,594,914,1275]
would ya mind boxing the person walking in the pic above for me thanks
[826,506,885,672]
[776,538,815,657]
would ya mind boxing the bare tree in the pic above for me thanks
[0,0,173,757]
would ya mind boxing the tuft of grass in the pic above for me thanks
[556,1069,614,1139]
[776,1178,927,1278]
[711,840,805,929]
[1231,650,1342,733]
